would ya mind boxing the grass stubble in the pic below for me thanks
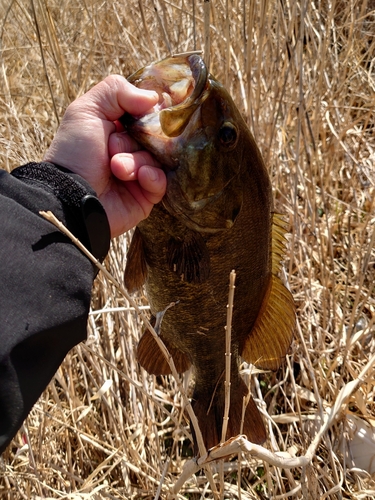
[0,0,375,498]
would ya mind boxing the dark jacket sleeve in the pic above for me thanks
[0,162,111,454]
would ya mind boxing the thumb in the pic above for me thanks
[78,74,159,121]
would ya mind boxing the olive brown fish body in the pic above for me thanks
[123,54,295,453]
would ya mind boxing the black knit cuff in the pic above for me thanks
[11,162,111,262]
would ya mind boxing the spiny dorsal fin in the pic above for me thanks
[124,227,148,293]
[242,213,295,371]
[137,325,191,375]
[167,230,210,283]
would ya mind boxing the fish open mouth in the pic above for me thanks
[121,53,208,139]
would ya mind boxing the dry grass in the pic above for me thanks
[1,0,375,498]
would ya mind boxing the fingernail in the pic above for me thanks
[147,167,159,182]
[138,88,158,100]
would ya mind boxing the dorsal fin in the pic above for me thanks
[241,213,295,371]
[124,227,148,293]
[137,321,191,375]
[241,275,295,370]
[271,213,290,274]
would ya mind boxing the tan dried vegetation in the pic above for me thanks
[1,0,375,498]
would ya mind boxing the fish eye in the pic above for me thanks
[218,122,238,148]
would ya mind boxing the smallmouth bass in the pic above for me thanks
[121,54,295,454]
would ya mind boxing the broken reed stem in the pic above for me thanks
[39,210,207,459]
[218,270,236,499]
[154,457,170,500]
[221,270,235,443]
[30,0,60,124]
[138,0,154,60]
[192,0,196,50]
[203,0,210,70]
[151,0,171,55]
[37,0,70,103]
[225,0,230,90]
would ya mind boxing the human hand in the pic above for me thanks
[44,75,166,237]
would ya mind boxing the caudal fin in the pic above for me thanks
[190,377,266,455]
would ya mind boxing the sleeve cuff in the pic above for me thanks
[11,162,111,262]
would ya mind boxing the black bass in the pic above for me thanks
[121,54,295,453]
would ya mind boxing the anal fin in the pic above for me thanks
[137,325,191,375]
[124,227,148,293]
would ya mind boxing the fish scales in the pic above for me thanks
[122,54,295,454]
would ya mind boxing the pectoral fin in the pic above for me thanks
[124,227,148,293]
[167,231,210,283]
[137,326,191,375]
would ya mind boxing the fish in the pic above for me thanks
[121,53,295,454]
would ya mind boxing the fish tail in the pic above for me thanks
[190,377,266,455]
